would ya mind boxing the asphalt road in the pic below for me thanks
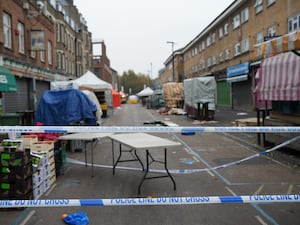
[1,103,300,225]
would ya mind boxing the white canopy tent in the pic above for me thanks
[137,87,154,97]
[72,70,112,91]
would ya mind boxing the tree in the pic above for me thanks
[120,70,152,94]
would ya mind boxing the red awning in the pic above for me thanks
[254,52,300,101]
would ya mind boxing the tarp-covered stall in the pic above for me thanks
[184,77,216,120]
[35,89,97,125]
[163,82,183,108]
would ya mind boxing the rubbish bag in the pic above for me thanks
[64,211,89,225]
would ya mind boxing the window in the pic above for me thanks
[241,39,249,53]
[40,51,45,62]
[233,14,240,29]
[198,44,202,52]
[256,32,264,44]
[219,28,223,39]
[268,25,276,36]
[212,55,216,65]
[241,8,249,23]
[206,36,211,47]
[225,49,230,60]
[255,0,263,14]
[224,23,229,35]
[202,41,205,50]
[48,41,52,65]
[30,51,36,59]
[3,13,12,48]
[17,22,25,54]
[207,57,211,67]
[288,13,300,33]
[234,43,241,56]
[219,51,224,62]
[267,0,276,6]
[211,33,216,43]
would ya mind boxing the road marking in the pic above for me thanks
[254,185,264,195]
[206,170,215,177]
[225,187,237,196]
[287,184,293,194]
[192,156,200,162]
[255,215,268,225]
[19,210,35,225]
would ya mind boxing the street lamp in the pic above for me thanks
[166,41,175,81]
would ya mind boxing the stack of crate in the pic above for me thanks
[31,141,56,199]
[0,140,33,202]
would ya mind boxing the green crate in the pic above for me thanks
[0,113,20,126]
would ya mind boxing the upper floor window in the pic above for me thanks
[211,33,216,43]
[202,41,205,50]
[30,51,36,59]
[40,51,45,62]
[241,8,249,24]
[219,51,224,63]
[234,42,241,56]
[17,22,25,54]
[268,24,276,36]
[224,23,229,35]
[255,0,263,14]
[206,36,211,47]
[3,13,12,49]
[233,14,240,29]
[267,0,276,6]
[219,27,223,39]
[288,13,300,33]
[256,32,264,44]
[207,57,212,67]
[212,55,216,65]
[48,41,52,65]
[225,48,230,60]
[241,39,249,53]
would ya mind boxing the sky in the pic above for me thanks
[73,0,234,78]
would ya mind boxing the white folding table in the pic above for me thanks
[109,132,181,194]
[59,132,113,177]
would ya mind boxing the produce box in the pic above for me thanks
[19,135,38,149]
[1,139,24,152]
[0,177,32,198]
[0,164,32,181]
[0,149,31,167]
[32,168,44,188]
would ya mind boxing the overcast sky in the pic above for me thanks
[73,0,234,78]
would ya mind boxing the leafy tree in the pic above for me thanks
[120,70,152,94]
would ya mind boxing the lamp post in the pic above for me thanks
[166,41,175,81]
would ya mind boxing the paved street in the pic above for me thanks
[1,103,300,225]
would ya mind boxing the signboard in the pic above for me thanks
[226,62,249,78]
[30,30,45,51]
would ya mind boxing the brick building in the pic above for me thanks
[161,0,300,111]
[0,0,93,119]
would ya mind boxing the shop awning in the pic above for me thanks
[254,52,300,101]
[0,66,17,92]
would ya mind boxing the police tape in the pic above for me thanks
[0,125,300,134]
[68,135,300,174]
[1,195,300,208]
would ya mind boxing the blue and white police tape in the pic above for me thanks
[0,125,300,134]
[1,195,300,208]
[68,135,300,174]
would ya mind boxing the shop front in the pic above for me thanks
[226,62,253,111]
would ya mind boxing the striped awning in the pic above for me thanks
[253,30,300,59]
[254,52,300,101]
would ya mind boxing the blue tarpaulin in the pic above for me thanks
[35,89,97,125]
